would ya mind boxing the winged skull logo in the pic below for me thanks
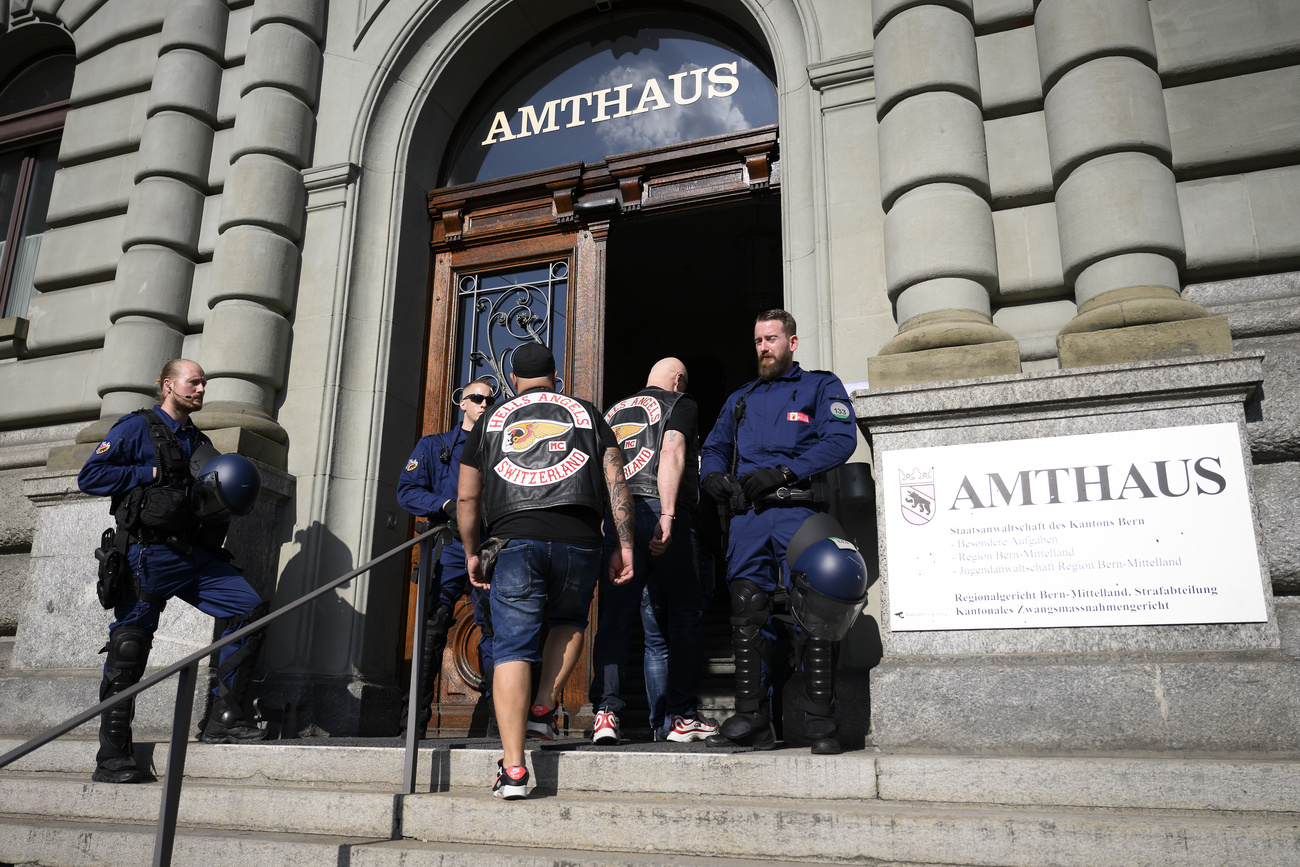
[503,420,574,454]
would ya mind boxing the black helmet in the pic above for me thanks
[786,513,871,641]
[192,453,262,518]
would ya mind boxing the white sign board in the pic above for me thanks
[882,423,1267,631]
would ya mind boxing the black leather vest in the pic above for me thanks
[478,389,605,526]
[605,388,699,507]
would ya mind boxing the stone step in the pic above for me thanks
[400,788,1300,867]
[5,738,1300,813]
[0,818,861,867]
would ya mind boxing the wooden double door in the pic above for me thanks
[406,125,784,735]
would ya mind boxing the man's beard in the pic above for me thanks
[758,352,792,381]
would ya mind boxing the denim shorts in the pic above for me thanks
[490,539,601,665]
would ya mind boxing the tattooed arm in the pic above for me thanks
[603,446,635,585]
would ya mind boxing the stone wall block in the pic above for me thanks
[1165,66,1300,178]
[976,25,1042,116]
[878,91,989,210]
[69,33,163,108]
[230,87,314,169]
[243,22,321,106]
[1044,57,1171,184]
[985,112,1052,206]
[991,202,1066,299]
[96,317,185,397]
[1035,0,1157,92]
[973,0,1034,31]
[158,0,230,61]
[122,176,204,256]
[32,215,128,292]
[135,110,214,187]
[874,5,981,118]
[218,154,306,240]
[109,245,195,327]
[250,0,327,42]
[871,0,972,35]
[59,93,149,166]
[24,283,113,354]
[201,300,290,391]
[1152,0,1300,85]
[45,152,137,227]
[884,184,998,299]
[208,225,299,313]
[895,276,993,323]
[1055,153,1185,284]
[74,0,168,62]
[146,48,222,125]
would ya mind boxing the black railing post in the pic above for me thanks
[153,660,198,867]
[402,532,435,794]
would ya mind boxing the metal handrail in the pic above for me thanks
[0,521,451,867]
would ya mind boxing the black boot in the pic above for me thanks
[707,581,775,750]
[802,634,842,755]
[202,602,268,744]
[93,627,152,783]
[398,601,453,737]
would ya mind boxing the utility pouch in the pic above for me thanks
[137,485,192,534]
[478,536,508,581]
[93,528,127,609]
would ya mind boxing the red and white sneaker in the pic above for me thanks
[666,712,720,742]
[592,707,620,745]
[526,704,558,740]
[494,759,529,800]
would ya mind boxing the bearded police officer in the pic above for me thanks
[78,359,269,784]
[458,343,634,799]
[395,376,496,737]
[590,357,717,744]
[700,310,858,754]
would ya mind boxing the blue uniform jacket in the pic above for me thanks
[700,363,858,483]
[78,406,208,499]
[397,426,469,518]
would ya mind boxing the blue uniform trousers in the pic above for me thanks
[426,537,494,686]
[110,543,263,698]
[725,504,816,705]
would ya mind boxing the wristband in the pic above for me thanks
[662,514,675,520]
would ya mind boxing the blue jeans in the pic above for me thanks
[490,539,600,665]
[590,499,708,731]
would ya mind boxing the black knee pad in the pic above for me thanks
[106,626,153,667]
[729,580,769,629]
[428,601,454,634]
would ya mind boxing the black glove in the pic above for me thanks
[740,467,787,500]
[702,472,739,502]
[440,502,461,539]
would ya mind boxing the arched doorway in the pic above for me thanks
[406,6,785,735]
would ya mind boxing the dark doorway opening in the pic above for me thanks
[600,194,783,729]
[601,196,784,428]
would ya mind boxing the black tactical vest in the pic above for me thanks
[605,388,699,508]
[478,389,605,527]
[113,409,200,539]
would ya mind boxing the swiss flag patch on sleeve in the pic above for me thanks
[787,412,810,423]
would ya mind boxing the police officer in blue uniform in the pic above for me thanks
[78,359,268,783]
[395,376,496,736]
[700,310,858,754]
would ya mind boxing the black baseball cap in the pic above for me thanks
[513,343,556,378]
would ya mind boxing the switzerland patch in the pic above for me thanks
[405,459,419,471]
[95,441,112,454]
[787,412,810,423]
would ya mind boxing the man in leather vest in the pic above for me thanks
[700,310,859,754]
[395,376,496,737]
[78,359,269,784]
[589,357,717,744]
[458,343,634,800]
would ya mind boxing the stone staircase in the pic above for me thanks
[2,736,1299,866]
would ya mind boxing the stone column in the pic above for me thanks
[193,0,324,458]
[71,0,227,449]
[1036,0,1232,366]
[867,0,1020,387]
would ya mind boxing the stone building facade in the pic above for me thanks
[0,0,1296,743]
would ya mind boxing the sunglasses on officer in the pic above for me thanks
[462,393,492,405]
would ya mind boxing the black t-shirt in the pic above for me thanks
[462,387,618,545]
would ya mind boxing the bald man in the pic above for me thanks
[588,358,717,744]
